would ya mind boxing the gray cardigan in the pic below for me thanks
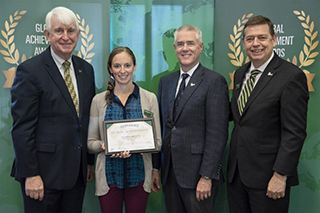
[87,87,162,196]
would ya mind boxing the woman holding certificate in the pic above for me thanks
[87,46,161,213]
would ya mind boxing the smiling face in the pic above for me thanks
[109,52,136,86]
[45,16,80,60]
[242,23,277,68]
[174,29,203,72]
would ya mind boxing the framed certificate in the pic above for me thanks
[104,117,157,155]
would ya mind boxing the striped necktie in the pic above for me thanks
[238,69,260,115]
[63,60,79,117]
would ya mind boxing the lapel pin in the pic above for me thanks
[78,69,82,73]
[235,84,240,90]
[190,83,195,86]
[267,72,273,77]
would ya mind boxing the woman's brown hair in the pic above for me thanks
[105,47,136,103]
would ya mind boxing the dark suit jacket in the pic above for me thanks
[11,47,95,190]
[154,64,229,189]
[227,53,309,189]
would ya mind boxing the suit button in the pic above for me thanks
[172,126,176,130]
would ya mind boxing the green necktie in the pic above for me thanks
[238,69,260,115]
[63,60,79,117]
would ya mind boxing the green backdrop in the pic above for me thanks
[0,0,319,212]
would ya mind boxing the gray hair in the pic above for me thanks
[45,6,79,32]
[174,25,203,44]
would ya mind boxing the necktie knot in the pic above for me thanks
[181,73,189,81]
[250,69,260,77]
[63,60,70,70]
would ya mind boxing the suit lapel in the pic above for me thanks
[44,48,79,118]
[73,57,83,119]
[167,72,180,121]
[174,65,203,121]
[241,54,280,116]
[232,64,249,121]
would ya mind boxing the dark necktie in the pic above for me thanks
[238,69,260,115]
[63,60,79,117]
[173,73,189,119]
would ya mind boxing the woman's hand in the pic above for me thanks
[111,150,131,158]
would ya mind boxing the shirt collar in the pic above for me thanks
[50,46,72,69]
[180,62,199,77]
[132,82,139,98]
[250,52,274,73]
[110,82,139,99]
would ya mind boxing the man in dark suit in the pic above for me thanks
[10,6,95,212]
[152,25,229,212]
[227,15,309,213]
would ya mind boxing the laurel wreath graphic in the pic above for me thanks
[227,12,317,91]
[288,10,319,72]
[0,10,27,65]
[76,14,95,63]
[227,13,253,67]
[0,11,95,88]
[0,12,96,65]
[228,11,319,71]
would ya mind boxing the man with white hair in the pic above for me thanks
[11,6,95,212]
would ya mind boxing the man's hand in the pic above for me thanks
[25,175,44,201]
[196,176,212,201]
[266,171,287,200]
[151,170,161,193]
[87,165,95,182]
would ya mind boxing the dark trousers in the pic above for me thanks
[227,166,291,213]
[163,166,218,213]
[21,174,86,213]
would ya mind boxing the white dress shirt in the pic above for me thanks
[239,52,274,99]
[50,47,80,103]
[175,62,199,97]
